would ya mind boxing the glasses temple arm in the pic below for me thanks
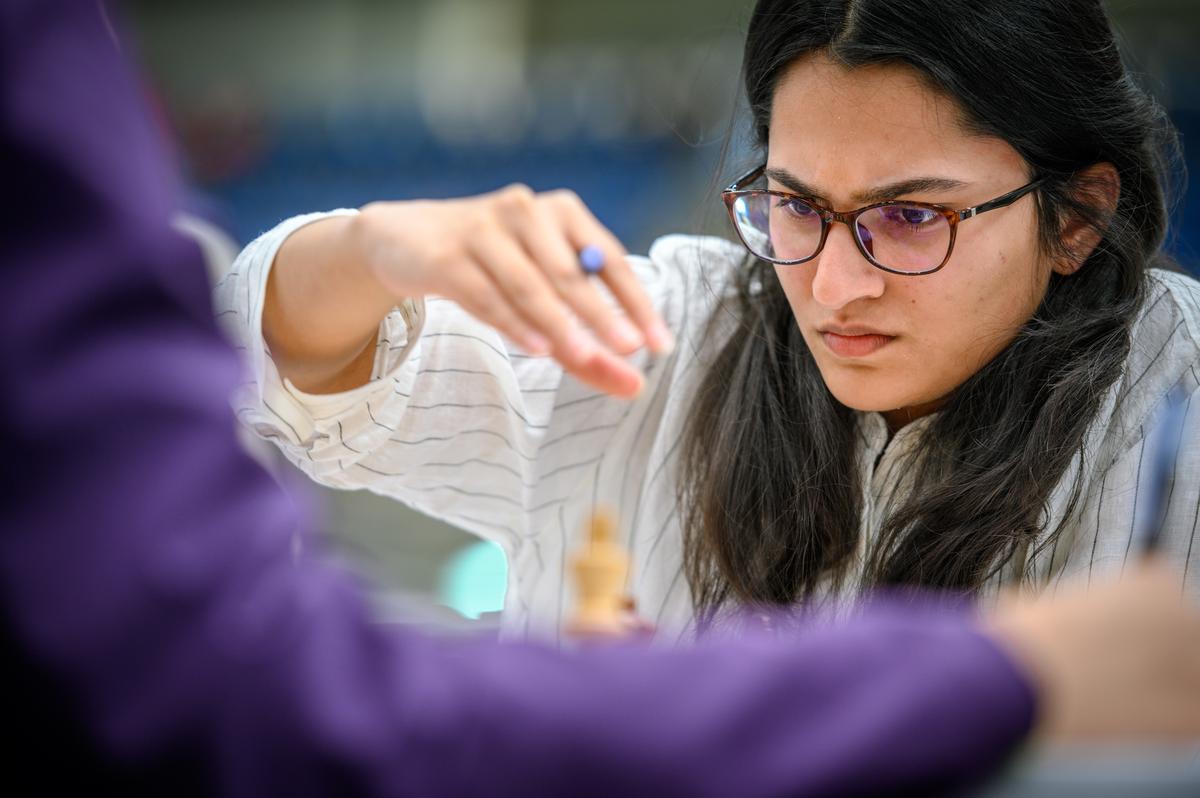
[958,178,1046,220]
[725,164,767,192]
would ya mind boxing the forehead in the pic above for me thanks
[767,54,1024,191]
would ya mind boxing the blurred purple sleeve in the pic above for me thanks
[0,2,1036,796]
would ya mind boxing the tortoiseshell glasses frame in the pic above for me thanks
[721,164,1045,276]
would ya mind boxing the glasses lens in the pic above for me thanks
[855,205,951,273]
[730,192,823,263]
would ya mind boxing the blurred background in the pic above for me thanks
[123,0,1200,621]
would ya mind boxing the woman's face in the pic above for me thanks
[768,55,1053,429]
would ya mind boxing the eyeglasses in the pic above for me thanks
[721,165,1044,276]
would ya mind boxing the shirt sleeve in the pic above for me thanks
[214,212,735,551]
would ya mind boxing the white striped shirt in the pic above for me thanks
[215,210,1200,641]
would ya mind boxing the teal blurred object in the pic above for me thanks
[438,540,508,619]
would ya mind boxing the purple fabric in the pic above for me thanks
[0,2,1036,795]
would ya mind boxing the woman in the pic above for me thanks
[217,0,1200,639]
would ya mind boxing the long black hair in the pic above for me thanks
[679,0,1180,616]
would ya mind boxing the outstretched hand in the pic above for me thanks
[350,185,675,398]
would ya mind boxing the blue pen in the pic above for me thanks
[1133,388,1189,554]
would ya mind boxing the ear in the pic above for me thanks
[1053,162,1120,276]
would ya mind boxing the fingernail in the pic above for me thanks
[647,321,675,355]
[611,317,643,351]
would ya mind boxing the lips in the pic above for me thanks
[818,326,896,358]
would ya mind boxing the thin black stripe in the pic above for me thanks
[517,541,547,640]
[1156,390,1192,546]
[529,495,569,515]
[392,428,537,462]
[351,462,403,478]
[1100,290,1172,420]
[625,266,694,551]
[539,455,605,483]
[410,481,522,509]
[1115,314,1183,415]
[875,447,909,517]
[404,400,548,430]
[625,360,694,548]
[1181,378,1200,592]
[421,457,524,482]
[1087,468,1111,586]
[1046,486,1066,582]
[531,536,545,571]
[214,268,239,290]
[1130,319,1184,394]
[449,513,520,542]
[637,505,679,588]
[1120,432,1149,573]
[262,399,302,443]
[646,434,684,493]
[1184,474,1200,592]
[417,366,507,378]
[1040,457,1087,586]
[336,420,363,454]
[540,422,624,451]
[590,459,602,521]
[409,454,603,493]
[410,365,556,410]
[557,504,568,642]
[418,331,512,362]
[365,402,396,432]
[554,394,609,411]
[215,309,238,318]
[655,566,685,627]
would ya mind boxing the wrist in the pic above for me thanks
[345,204,408,308]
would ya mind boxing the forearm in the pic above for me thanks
[435,609,1035,798]
[263,213,397,393]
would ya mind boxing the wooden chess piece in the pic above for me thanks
[566,509,630,638]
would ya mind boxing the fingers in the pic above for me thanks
[449,242,645,398]
[466,226,594,364]
[568,347,645,399]
[512,198,645,357]
[444,267,550,357]
[428,184,671,398]
[544,189,675,354]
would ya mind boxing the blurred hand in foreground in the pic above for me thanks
[986,559,1200,742]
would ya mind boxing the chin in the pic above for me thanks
[817,369,915,414]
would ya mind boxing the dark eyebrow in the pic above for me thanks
[764,167,970,206]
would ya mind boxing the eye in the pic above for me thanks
[777,197,820,220]
[880,205,940,227]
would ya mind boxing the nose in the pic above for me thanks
[809,222,886,310]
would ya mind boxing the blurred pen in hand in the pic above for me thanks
[1134,389,1189,554]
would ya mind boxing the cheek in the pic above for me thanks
[893,242,1049,401]
[772,265,817,317]
[923,231,1049,355]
